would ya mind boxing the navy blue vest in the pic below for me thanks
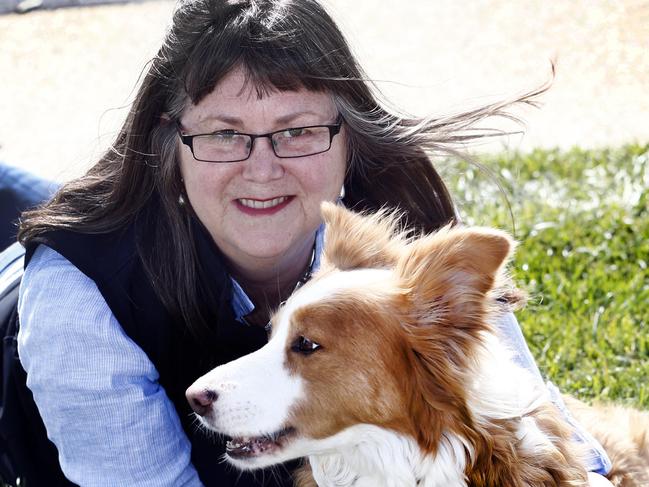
[25,216,297,486]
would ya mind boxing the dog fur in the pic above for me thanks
[187,203,649,486]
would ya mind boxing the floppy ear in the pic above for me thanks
[320,202,408,270]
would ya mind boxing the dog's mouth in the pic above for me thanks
[225,426,297,459]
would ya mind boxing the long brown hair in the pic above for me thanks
[19,0,547,337]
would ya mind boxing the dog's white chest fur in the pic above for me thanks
[306,425,469,487]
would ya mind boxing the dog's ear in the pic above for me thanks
[396,226,515,453]
[320,202,408,270]
[397,225,513,310]
[397,224,513,376]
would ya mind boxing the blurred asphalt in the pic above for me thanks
[1,0,648,181]
[0,0,133,15]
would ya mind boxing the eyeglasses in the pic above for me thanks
[176,118,343,163]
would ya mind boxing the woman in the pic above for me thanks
[17,0,612,485]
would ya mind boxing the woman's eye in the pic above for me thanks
[214,131,236,139]
[291,335,321,355]
[283,128,307,138]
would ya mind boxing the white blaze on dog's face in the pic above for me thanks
[187,266,408,469]
[185,310,302,442]
[187,203,514,471]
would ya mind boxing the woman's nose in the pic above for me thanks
[241,137,284,182]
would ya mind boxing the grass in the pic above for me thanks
[443,143,649,408]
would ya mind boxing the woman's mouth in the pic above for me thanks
[235,196,293,215]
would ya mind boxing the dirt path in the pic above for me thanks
[1,0,648,181]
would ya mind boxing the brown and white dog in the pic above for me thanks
[186,203,649,486]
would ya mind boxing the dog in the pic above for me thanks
[186,203,649,486]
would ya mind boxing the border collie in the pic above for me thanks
[187,203,649,486]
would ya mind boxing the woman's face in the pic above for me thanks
[177,67,346,275]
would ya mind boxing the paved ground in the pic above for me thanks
[1,0,648,181]
[0,0,133,15]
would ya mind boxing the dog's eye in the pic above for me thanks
[291,336,321,355]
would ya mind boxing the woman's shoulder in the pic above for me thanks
[21,244,106,309]
[22,245,89,295]
[22,229,145,343]
[18,244,116,351]
[25,225,138,287]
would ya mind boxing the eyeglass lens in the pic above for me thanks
[192,126,333,162]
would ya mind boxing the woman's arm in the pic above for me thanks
[18,245,203,487]
[495,312,613,479]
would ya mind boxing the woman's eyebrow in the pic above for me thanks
[195,114,243,127]
[273,110,325,126]
[195,110,329,130]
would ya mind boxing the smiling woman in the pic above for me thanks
[176,71,347,288]
[12,0,612,486]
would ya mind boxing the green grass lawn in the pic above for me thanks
[444,143,649,408]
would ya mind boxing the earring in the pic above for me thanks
[178,176,186,205]
[337,184,345,202]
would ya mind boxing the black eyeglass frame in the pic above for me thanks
[176,117,344,163]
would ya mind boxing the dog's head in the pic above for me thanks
[186,203,514,470]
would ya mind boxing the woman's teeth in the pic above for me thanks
[239,196,288,209]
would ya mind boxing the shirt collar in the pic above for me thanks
[230,223,326,323]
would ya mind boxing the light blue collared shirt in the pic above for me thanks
[11,222,610,485]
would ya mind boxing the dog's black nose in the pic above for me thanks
[186,386,218,416]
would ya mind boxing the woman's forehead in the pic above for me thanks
[184,67,336,128]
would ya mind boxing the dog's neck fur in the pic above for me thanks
[298,332,567,487]
[306,425,469,487]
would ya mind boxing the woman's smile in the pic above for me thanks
[235,196,294,215]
